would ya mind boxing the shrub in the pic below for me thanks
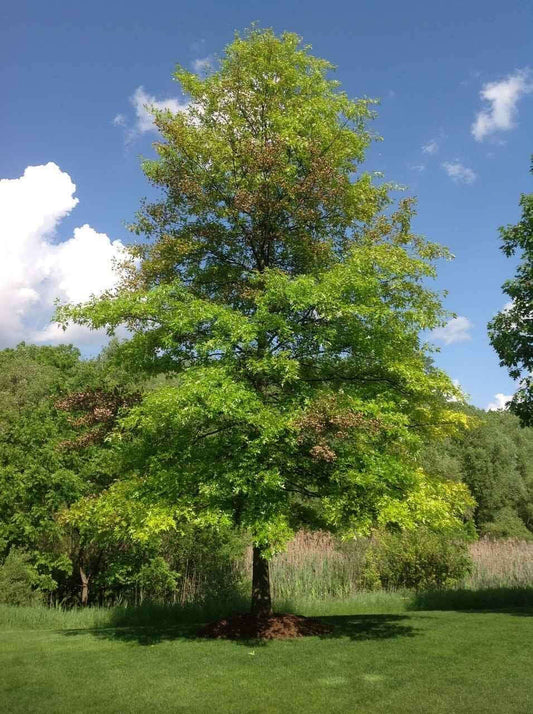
[135,557,180,604]
[0,550,44,606]
[363,529,473,590]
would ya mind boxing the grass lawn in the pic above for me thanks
[1,595,532,713]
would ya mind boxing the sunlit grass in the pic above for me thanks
[1,595,532,713]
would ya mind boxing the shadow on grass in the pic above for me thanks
[61,612,417,647]
[316,614,416,642]
[409,586,533,614]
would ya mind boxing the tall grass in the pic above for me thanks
[268,532,369,600]
[143,533,533,604]
[263,534,533,601]
[2,533,532,619]
[0,592,413,631]
[465,538,533,589]
[0,597,250,632]
[1,536,531,629]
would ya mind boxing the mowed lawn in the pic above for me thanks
[1,601,532,713]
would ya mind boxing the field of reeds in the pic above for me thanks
[467,537,533,588]
[170,532,533,606]
[260,533,533,601]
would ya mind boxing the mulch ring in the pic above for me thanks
[198,613,333,640]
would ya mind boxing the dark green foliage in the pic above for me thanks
[482,508,533,540]
[0,343,139,602]
[135,557,180,604]
[0,343,249,606]
[363,529,472,590]
[422,407,533,537]
[90,527,246,606]
[488,160,533,425]
[0,550,44,606]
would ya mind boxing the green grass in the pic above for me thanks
[1,592,532,713]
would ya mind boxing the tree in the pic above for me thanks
[422,406,533,538]
[57,28,472,618]
[488,160,533,425]
[0,344,102,599]
[0,343,142,604]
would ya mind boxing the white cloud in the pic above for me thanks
[115,86,189,142]
[472,69,533,142]
[487,393,512,411]
[442,161,477,184]
[432,316,473,345]
[0,163,125,347]
[409,163,426,173]
[35,322,110,346]
[192,56,213,74]
[50,224,124,303]
[422,139,439,155]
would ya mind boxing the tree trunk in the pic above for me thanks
[80,566,90,607]
[251,546,272,617]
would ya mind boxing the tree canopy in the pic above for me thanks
[423,406,533,539]
[56,28,472,615]
[489,160,533,425]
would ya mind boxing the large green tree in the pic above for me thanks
[489,160,533,425]
[58,28,471,616]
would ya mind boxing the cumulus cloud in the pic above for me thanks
[0,163,125,347]
[442,161,477,184]
[432,316,473,345]
[472,69,533,142]
[487,393,513,411]
[422,139,439,155]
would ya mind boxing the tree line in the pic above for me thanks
[0,342,531,605]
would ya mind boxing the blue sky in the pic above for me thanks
[1,0,532,409]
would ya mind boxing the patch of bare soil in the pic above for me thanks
[198,613,333,640]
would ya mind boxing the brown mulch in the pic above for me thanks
[198,613,333,640]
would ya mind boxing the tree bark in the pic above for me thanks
[80,566,90,607]
[251,546,272,617]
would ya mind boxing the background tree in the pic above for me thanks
[423,406,533,538]
[57,28,472,618]
[0,344,104,599]
[488,160,533,425]
[0,343,143,604]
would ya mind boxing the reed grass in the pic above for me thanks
[176,533,533,605]
[465,538,533,589]
[266,533,533,599]
[267,531,369,600]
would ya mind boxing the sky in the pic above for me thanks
[1,0,532,409]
